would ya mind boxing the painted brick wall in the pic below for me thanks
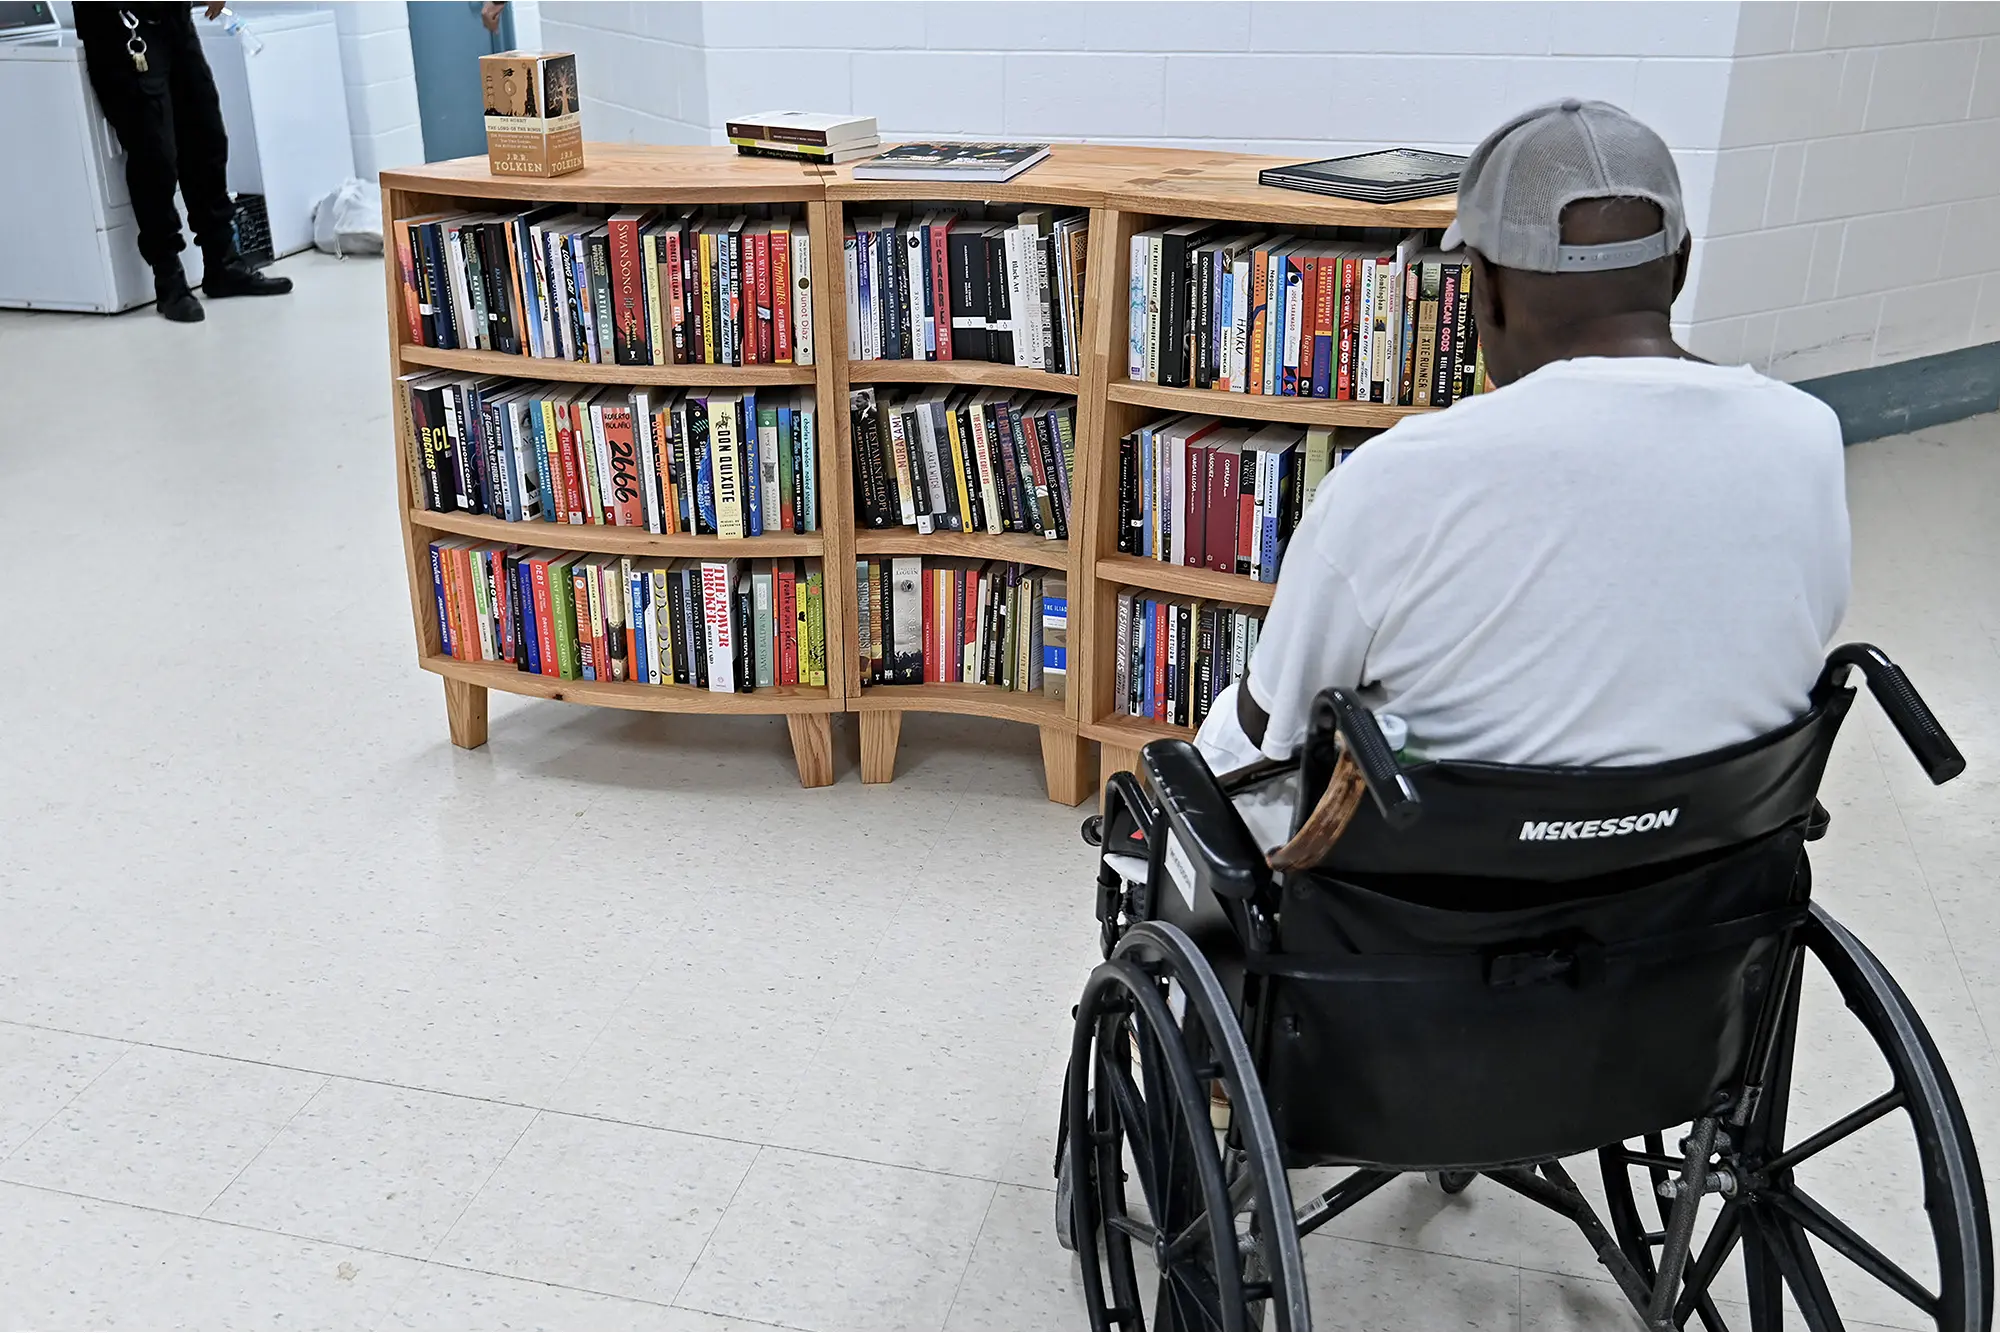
[1683,1,2000,378]
[542,1,710,145]
[329,1,424,181]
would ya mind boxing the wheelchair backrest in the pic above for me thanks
[1299,688,1853,883]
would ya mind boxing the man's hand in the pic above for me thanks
[481,1,506,34]
[204,1,225,18]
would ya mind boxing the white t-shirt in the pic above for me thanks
[1195,357,1850,800]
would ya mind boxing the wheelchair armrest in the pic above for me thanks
[1138,740,1270,902]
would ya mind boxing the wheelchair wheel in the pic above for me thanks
[1599,904,1992,1330]
[1065,921,1310,1330]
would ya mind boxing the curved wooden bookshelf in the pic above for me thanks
[424,656,840,714]
[1095,555,1278,608]
[1106,380,1423,429]
[847,362,1080,395]
[380,143,1463,805]
[415,510,824,559]
[399,345,816,387]
[854,529,1067,569]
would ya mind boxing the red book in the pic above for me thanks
[752,230,774,365]
[553,402,583,524]
[772,226,793,364]
[930,216,955,360]
[530,554,556,676]
[1205,442,1239,574]
[489,551,513,663]
[964,567,980,681]
[1337,257,1359,400]
[922,569,936,683]
[598,402,644,527]
[1238,463,1256,576]
[777,567,799,685]
[394,224,424,345]
[665,227,686,365]
[1297,256,1320,399]
[608,211,646,366]
[1182,436,1207,568]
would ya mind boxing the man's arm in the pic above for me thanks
[1239,546,1376,761]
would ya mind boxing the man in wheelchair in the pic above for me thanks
[1062,101,1988,1333]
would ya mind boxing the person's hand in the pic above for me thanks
[204,1,225,18]
[480,1,506,34]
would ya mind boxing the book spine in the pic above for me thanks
[1355,257,1375,402]
[772,226,793,364]
[1298,256,1321,398]
[929,221,954,361]
[609,216,643,365]
[791,226,814,366]
[1454,262,1477,403]
[754,230,774,365]
[1127,232,1148,380]
[1415,261,1442,408]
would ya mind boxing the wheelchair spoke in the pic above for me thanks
[1107,1212,1159,1249]
[1764,1186,1941,1319]
[1762,1088,1905,1176]
[1102,1045,1162,1220]
[1166,1260,1228,1330]
[1748,1203,1844,1332]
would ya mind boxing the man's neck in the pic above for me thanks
[1535,311,1700,368]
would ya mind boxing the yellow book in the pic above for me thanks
[942,400,975,537]
[538,398,571,523]
[699,230,719,364]
[806,569,825,687]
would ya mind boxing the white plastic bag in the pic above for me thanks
[311,179,383,256]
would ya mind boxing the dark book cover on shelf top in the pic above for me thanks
[1258,148,1468,201]
[851,141,1050,181]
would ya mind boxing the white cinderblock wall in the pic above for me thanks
[329,1,424,181]
[536,0,2000,380]
[1682,1,2000,379]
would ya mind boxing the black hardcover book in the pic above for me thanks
[1042,233,1064,374]
[956,404,984,533]
[932,401,964,533]
[1455,266,1478,403]
[1432,263,1460,407]
[1154,222,1209,388]
[1194,607,1215,725]
[586,232,614,362]
[681,229,702,364]
[479,222,520,355]
[1193,241,1215,390]
[1258,148,1466,202]
[429,384,463,511]
[984,228,1014,364]
[685,567,709,688]
[983,404,1017,532]
[409,222,440,347]
[482,396,508,517]
[408,384,445,512]
[946,226,990,362]
[1117,432,1137,553]
[418,224,455,349]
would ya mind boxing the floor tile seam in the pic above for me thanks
[191,1072,335,1220]
[1859,720,1999,1056]
[667,1142,764,1310]
[0,1034,140,1169]
[420,1107,549,1269]
[938,1175,1007,1330]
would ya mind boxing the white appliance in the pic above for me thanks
[197,8,354,259]
[0,6,352,313]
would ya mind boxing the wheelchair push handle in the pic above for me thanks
[1320,688,1422,828]
[1824,643,1966,785]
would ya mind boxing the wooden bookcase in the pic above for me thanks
[378,145,1455,803]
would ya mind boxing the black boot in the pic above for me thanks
[202,248,292,298]
[153,259,204,323]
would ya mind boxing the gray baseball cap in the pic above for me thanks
[1441,98,1686,274]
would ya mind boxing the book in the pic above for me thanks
[1257,148,1468,202]
[731,138,882,164]
[724,111,879,147]
[858,557,1057,696]
[852,141,1051,182]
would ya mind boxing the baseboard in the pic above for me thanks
[1797,340,2000,444]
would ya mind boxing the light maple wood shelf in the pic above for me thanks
[377,143,1456,804]
[847,362,1080,395]
[415,510,824,558]
[400,345,817,386]
[1095,555,1278,608]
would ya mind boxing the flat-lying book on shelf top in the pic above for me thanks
[851,142,1051,182]
[732,138,881,164]
[1258,148,1467,202]
[725,111,878,147]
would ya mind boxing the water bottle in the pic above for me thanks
[216,8,264,55]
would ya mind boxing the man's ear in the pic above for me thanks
[1468,250,1502,330]
[1671,234,1693,300]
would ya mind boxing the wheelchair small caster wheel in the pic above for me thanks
[1081,814,1105,847]
[1427,1170,1475,1195]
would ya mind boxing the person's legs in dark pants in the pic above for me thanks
[76,5,204,320]
[152,14,289,299]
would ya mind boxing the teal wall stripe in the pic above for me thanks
[1797,341,2000,444]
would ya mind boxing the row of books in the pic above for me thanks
[399,374,820,538]
[1127,226,1485,406]
[1117,415,1375,582]
[394,207,815,367]
[849,388,1076,540]
[844,208,1087,374]
[1114,592,1266,730]
[857,557,1066,697]
[430,541,827,691]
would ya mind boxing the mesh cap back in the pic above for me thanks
[1442,98,1686,274]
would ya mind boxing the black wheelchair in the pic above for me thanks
[1058,644,1990,1330]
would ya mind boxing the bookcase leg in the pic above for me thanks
[787,713,836,789]
[443,679,488,750]
[1099,744,1142,809]
[1040,728,1096,807]
[860,711,901,785]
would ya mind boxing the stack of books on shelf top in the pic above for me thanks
[849,388,1075,541]
[398,375,820,538]
[727,112,880,166]
[845,207,1086,376]
[1118,417,1373,584]
[430,541,827,692]
[394,207,814,368]
[1129,225,1484,407]
[1114,595,1266,732]
[857,557,1066,700]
